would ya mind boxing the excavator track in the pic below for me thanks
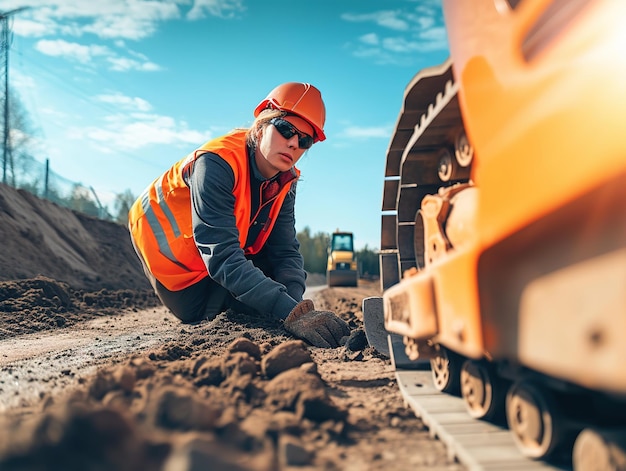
[379,58,462,291]
[391,354,569,471]
[365,297,571,470]
[372,301,626,471]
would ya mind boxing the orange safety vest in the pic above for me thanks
[128,130,300,291]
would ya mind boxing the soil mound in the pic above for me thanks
[0,183,150,291]
[0,275,159,339]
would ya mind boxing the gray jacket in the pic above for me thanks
[184,148,306,319]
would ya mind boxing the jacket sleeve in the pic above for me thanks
[262,181,306,302]
[187,153,298,319]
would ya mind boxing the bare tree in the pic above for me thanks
[113,189,137,224]
[1,88,38,188]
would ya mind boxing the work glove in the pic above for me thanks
[283,299,351,348]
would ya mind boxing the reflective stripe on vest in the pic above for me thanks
[139,182,188,270]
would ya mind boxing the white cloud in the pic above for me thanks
[12,17,50,37]
[420,25,448,45]
[74,112,210,151]
[96,94,152,112]
[33,38,160,72]
[343,125,392,139]
[11,0,244,39]
[9,0,243,75]
[82,16,160,41]
[10,1,182,39]
[187,0,246,20]
[359,33,379,46]
[341,11,409,32]
[341,2,448,66]
[35,39,109,63]
[107,56,161,72]
[381,35,446,54]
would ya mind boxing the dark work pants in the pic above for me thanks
[131,235,273,324]
[151,275,231,324]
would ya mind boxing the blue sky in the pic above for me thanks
[7,0,450,250]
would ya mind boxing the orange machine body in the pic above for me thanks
[381,0,626,395]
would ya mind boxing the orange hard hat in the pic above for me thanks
[254,82,326,142]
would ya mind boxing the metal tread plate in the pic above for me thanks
[363,295,571,470]
[394,369,571,471]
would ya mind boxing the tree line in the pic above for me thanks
[297,226,380,277]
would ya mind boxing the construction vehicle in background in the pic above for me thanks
[363,0,626,469]
[326,231,358,287]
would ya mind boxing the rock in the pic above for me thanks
[346,327,368,351]
[227,337,262,361]
[279,434,313,466]
[261,340,312,379]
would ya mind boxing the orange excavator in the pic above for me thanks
[363,0,626,468]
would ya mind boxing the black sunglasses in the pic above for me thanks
[269,118,314,149]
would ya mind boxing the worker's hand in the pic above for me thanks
[283,299,350,348]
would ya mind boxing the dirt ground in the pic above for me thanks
[0,183,464,471]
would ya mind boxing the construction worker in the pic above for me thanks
[128,82,350,348]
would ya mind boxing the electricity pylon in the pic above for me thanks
[1,7,29,184]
